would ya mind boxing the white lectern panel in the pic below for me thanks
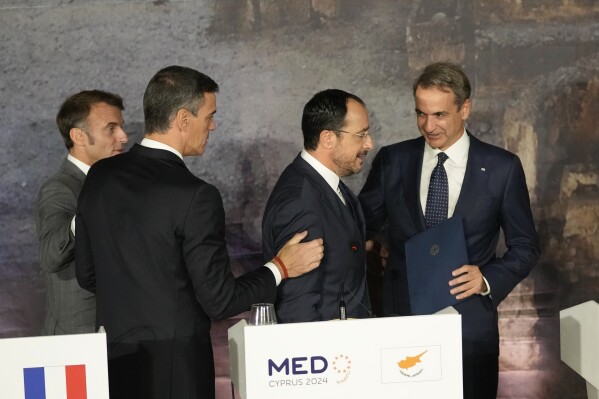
[0,332,109,399]
[230,314,462,399]
[560,300,599,398]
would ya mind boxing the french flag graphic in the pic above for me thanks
[23,365,87,399]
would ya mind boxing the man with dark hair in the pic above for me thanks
[262,89,374,322]
[359,62,540,398]
[34,90,127,335]
[75,65,324,399]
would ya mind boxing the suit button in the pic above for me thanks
[58,241,66,250]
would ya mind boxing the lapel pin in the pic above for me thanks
[481,167,486,172]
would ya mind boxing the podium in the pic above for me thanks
[229,313,463,398]
[0,330,109,399]
[560,300,599,399]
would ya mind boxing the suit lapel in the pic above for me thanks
[454,133,491,216]
[406,138,426,230]
[292,155,362,237]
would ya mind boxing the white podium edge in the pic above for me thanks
[560,300,599,397]
[228,319,248,399]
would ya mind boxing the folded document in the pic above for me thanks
[405,217,469,315]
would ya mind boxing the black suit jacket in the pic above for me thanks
[262,154,370,322]
[359,134,540,357]
[75,144,276,399]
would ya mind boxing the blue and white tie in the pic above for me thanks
[424,152,449,229]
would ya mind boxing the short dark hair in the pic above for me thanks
[143,66,219,134]
[302,89,365,151]
[413,62,471,110]
[56,90,124,149]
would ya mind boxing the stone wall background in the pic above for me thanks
[1,0,598,398]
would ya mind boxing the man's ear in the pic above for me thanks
[319,130,337,150]
[175,108,190,131]
[460,99,471,121]
[70,127,86,146]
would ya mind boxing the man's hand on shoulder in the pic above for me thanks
[449,265,487,300]
[274,231,324,278]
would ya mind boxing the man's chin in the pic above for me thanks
[425,138,444,150]
[351,164,363,175]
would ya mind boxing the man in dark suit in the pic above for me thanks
[359,62,540,399]
[35,90,127,335]
[75,66,323,399]
[262,89,373,322]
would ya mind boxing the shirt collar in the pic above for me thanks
[67,154,90,175]
[423,128,470,166]
[140,137,183,160]
[300,149,340,192]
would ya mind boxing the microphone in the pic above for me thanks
[330,241,374,320]
[339,278,347,320]
[332,262,351,321]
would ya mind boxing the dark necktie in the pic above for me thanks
[338,181,357,222]
[424,152,449,229]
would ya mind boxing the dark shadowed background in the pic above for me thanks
[1,0,598,397]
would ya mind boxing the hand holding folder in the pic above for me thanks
[405,217,469,315]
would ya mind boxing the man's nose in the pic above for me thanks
[363,134,374,150]
[117,127,128,143]
[423,116,436,133]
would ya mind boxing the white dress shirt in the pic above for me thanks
[419,131,469,217]
[140,137,183,159]
[68,153,91,175]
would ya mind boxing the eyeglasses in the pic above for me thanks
[336,129,371,142]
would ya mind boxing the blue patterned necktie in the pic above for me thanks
[425,152,449,229]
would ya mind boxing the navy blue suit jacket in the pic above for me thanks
[359,133,539,356]
[262,154,371,322]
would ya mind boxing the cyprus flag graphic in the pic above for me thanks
[380,345,442,383]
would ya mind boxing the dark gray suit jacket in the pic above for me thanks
[262,154,371,322]
[34,158,96,335]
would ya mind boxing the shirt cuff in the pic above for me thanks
[265,262,282,286]
[480,276,491,296]
[70,216,76,237]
